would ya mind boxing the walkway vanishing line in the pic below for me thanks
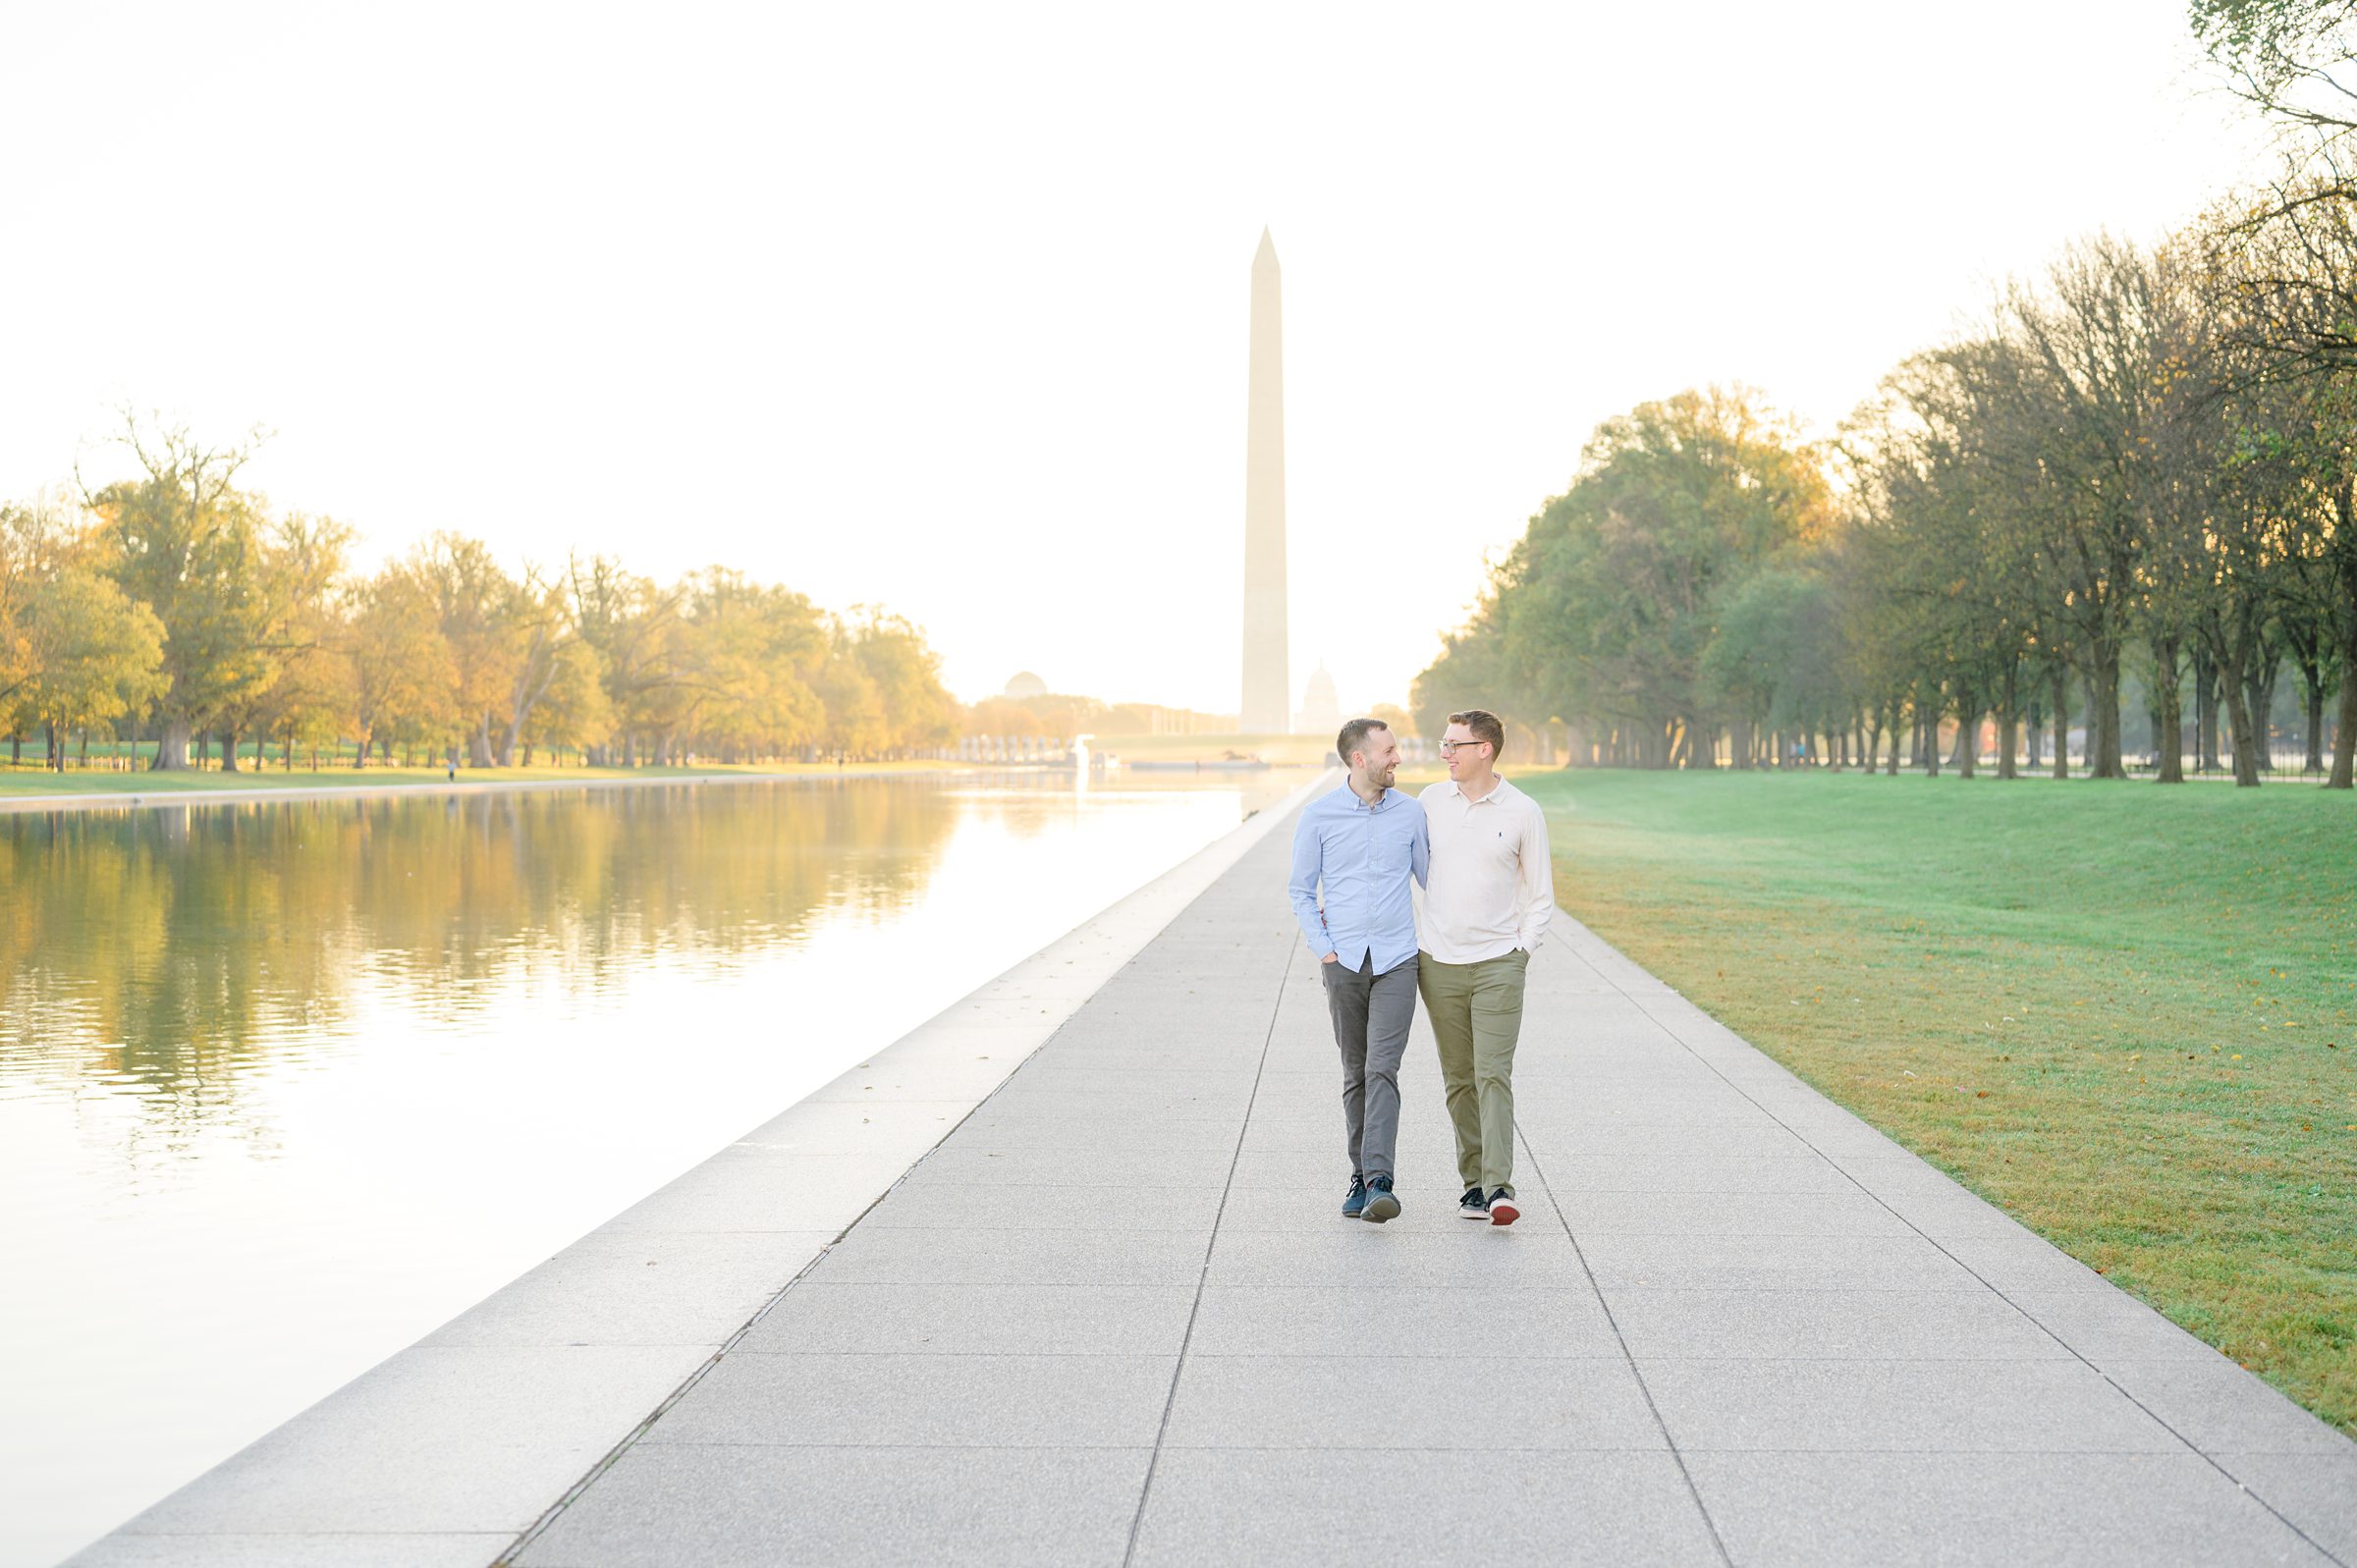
[77,792,2357,1566]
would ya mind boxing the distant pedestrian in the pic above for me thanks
[1417,708,1555,1226]
[1288,717,1428,1222]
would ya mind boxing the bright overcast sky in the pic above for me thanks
[0,2,2266,717]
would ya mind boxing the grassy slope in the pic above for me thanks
[1521,768,2356,1433]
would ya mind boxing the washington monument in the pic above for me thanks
[1240,228,1288,734]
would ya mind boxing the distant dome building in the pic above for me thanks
[1003,671,1049,699]
[1293,662,1342,739]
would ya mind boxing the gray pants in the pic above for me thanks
[1320,952,1418,1180]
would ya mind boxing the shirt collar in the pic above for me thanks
[1455,775,1512,806]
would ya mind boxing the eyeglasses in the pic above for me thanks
[1436,739,1492,756]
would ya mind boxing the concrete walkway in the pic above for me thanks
[500,810,2353,1567]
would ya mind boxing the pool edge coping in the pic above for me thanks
[64,769,1335,1564]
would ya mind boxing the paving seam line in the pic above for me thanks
[496,968,1121,1565]
[1121,938,1296,1565]
[1575,939,2351,1568]
[1516,1129,1735,1564]
[493,793,1328,1566]
[495,958,1155,1565]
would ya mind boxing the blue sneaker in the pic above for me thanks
[1457,1185,1491,1220]
[1342,1171,1369,1218]
[1361,1173,1400,1223]
[1487,1187,1521,1226]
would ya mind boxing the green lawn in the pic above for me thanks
[1522,767,2356,1433]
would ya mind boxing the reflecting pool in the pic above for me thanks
[0,771,1297,1566]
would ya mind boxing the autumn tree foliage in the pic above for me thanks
[3,418,960,769]
[1414,224,2355,787]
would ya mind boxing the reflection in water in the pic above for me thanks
[0,773,1292,1568]
[0,780,970,1115]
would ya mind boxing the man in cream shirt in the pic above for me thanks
[1417,708,1556,1225]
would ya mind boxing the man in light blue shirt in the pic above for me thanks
[1288,716,1429,1221]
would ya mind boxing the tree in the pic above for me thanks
[86,417,276,769]
[1993,236,2197,781]
[0,497,72,718]
[568,556,683,767]
[491,567,573,767]
[519,639,611,766]
[1427,387,1832,769]
[816,630,888,758]
[847,609,959,754]
[9,568,167,766]
[413,533,520,767]
[2193,1,2357,180]
[222,514,354,772]
[1698,567,1849,766]
[342,564,457,767]
[666,569,826,761]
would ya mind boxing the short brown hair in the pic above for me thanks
[1448,709,1505,754]
[1335,717,1390,766]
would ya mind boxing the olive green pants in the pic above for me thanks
[1416,947,1528,1197]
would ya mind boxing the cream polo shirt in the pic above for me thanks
[1415,775,1556,964]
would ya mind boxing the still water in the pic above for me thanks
[0,772,1294,1566]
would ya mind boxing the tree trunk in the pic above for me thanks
[219,728,242,774]
[1948,692,1974,777]
[151,715,192,771]
[1884,704,1901,776]
[2152,634,2184,784]
[469,716,495,770]
[2156,680,2185,784]
[2285,626,2328,774]
[1997,665,2019,781]
[2246,653,2280,775]
[2052,667,2069,781]
[47,724,61,773]
[2090,642,2125,780]
[2223,671,2264,787]
[2195,649,2220,772]
[2331,622,2356,789]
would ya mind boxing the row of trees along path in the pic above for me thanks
[1416,3,2357,789]
[0,419,959,773]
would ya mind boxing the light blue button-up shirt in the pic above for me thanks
[1288,784,1429,972]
